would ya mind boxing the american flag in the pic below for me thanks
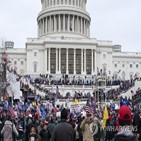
[84,105,94,115]
[9,106,15,119]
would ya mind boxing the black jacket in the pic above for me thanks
[51,120,74,141]
[40,128,50,141]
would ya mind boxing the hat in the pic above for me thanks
[61,108,68,119]
[28,114,32,118]
[118,105,132,125]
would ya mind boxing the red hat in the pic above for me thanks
[118,105,132,123]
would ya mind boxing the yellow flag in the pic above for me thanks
[102,105,109,128]
[71,98,79,105]
[74,98,78,104]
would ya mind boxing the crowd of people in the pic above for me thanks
[0,77,140,141]
[0,94,141,141]
[1,49,141,141]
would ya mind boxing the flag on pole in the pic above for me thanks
[84,105,94,115]
[102,106,109,128]
[9,106,15,119]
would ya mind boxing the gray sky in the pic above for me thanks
[0,0,141,52]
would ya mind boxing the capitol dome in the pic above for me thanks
[37,0,91,38]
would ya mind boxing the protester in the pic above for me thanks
[1,116,19,141]
[51,108,74,141]
[28,125,41,141]
[39,123,50,141]
[113,105,138,141]
[80,111,96,141]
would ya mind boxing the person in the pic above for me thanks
[80,111,96,141]
[28,125,41,141]
[16,124,24,141]
[47,116,55,139]
[40,123,50,141]
[51,108,74,141]
[1,116,19,141]
[113,105,138,141]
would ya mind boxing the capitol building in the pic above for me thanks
[1,0,141,81]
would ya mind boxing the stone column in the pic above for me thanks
[81,49,83,74]
[84,49,86,74]
[72,15,74,32]
[68,15,70,32]
[59,48,61,73]
[91,49,93,74]
[49,0,50,6]
[46,17,48,33]
[48,48,50,73]
[88,21,90,37]
[40,19,42,35]
[94,50,97,73]
[66,48,68,74]
[56,48,58,73]
[78,0,80,7]
[54,15,56,32]
[53,15,55,32]
[49,16,52,33]
[74,0,76,6]
[74,48,76,74]
[77,16,79,33]
[84,19,86,35]
[81,17,83,34]
[43,18,45,34]
[38,21,40,37]
[44,49,47,73]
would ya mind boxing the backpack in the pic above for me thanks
[3,123,13,140]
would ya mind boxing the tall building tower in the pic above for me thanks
[37,0,91,38]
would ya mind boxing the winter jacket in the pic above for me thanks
[40,128,50,141]
[51,120,74,141]
[1,120,19,141]
[80,117,95,141]
[113,128,138,141]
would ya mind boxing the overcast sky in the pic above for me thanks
[0,0,141,52]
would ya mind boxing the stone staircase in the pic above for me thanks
[120,80,141,99]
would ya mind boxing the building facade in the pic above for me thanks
[0,0,141,80]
